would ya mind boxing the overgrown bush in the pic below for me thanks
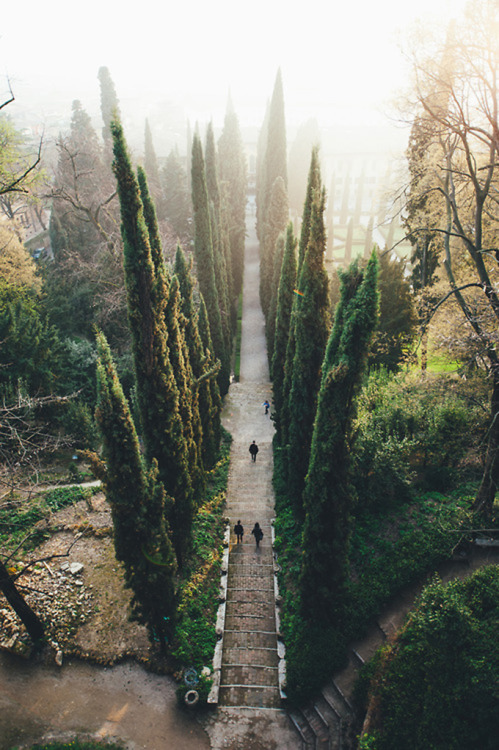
[353,369,488,509]
[170,429,231,672]
[359,566,499,750]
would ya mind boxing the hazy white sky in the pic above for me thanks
[1,0,469,137]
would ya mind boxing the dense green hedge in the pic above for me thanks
[358,566,499,750]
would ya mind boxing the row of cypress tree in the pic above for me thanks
[256,74,380,623]
[87,119,226,651]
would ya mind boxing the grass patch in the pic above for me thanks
[0,485,100,554]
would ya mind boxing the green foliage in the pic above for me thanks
[0,282,64,395]
[59,401,98,451]
[171,430,231,668]
[361,566,499,750]
[353,370,488,508]
[233,292,243,382]
[162,148,192,238]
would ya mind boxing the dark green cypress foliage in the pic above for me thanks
[260,175,289,320]
[298,147,321,274]
[198,293,223,461]
[218,96,247,298]
[280,148,322,451]
[138,167,205,500]
[174,246,222,469]
[266,230,286,368]
[271,222,297,441]
[111,120,193,565]
[286,185,330,513]
[300,253,379,621]
[191,133,230,395]
[93,331,177,651]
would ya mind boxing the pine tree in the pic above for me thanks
[271,222,297,441]
[198,292,223,462]
[191,132,230,395]
[111,119,193,564]
[298,147,321,274]
[92,331,177,651]
[286,184,330,513]
[218,96,247,298]
[174,246,222,469]
[300,254,379,621]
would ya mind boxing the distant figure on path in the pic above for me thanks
[234,520,244,543]
[263,400,270,415]
[251,522,263,548]
[249,441,259,462]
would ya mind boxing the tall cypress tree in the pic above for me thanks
[300,254,379,621]
[218,96,247,298]
[258,69,287,309]
[266,230,286,367]
[174,246,222,469]
[298,147,321,274]
[92,331,177,651]
[271,222,297,440]
[191,132,230,395]
[286,184,330,513]
[111,120,193,564]
[260,175,289,320]
[137,166,204,501]
[205,123,232,353]
[162,148,192,239]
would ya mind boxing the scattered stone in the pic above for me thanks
[69,562,84,575]
[55,649,63,666]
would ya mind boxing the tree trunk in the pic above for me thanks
[0,559,45,643]
[474,368,499,516]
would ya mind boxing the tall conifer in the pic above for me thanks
[111,120,193,564]
[174,247,222,469]
[286,184,330,512]
[98,67,120,148]
[191,133,230,395]
[93,331,177,650]
[218,96,247,297]
[300,254,379,620]
[271,223,297,440]
[260,175,289,319]
[137,167,204,501]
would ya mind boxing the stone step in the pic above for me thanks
[219,684,281,708]
[226,599,275,616]
[221,664,279,687]
[226,581,274,592]
[222,630,277,650]
[221,645,279,667]
[225,589,275,604]
[225,613,276,631]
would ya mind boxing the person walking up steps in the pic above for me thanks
[251,522,263,549]
[234,520,244,543]
[249,440,259,462]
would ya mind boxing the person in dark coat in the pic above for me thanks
[234,520,244,543]
[251,522,263,548]
[249,441,259,462]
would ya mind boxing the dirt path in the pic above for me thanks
[0,653,210,749]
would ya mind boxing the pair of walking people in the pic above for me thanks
[234,520,264,548]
